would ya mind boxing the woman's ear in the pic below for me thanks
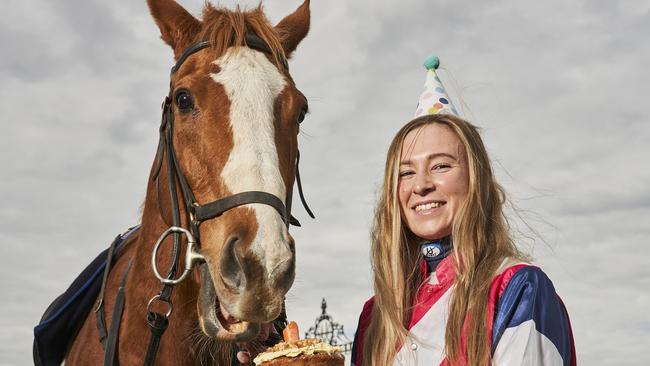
[147,0,201,58]
[275,0,310,58]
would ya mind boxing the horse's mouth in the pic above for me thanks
[197,263,260,342]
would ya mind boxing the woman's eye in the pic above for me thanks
[399,171,414,178]
[175,91,194,113]
[433,163,451,171]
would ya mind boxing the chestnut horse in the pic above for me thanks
[65,0,311,364]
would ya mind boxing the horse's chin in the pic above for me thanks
[197,264,260,342]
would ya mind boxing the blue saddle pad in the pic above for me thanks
[33,226,139,366]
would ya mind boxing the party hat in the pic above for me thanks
[414,54,459,117]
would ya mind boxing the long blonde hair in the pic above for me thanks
[362,114,525,365]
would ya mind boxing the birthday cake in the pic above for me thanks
[253,322,344,366]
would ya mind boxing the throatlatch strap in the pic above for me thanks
[295,150,315,219]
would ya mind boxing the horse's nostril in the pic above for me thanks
[272,257,295,292]
[270,240,296,292]
[220,235,246,291]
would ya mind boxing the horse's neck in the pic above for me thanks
[130,165,182,294]
[116,169,207,364]
[117,155,235,364]
[135,154,194,273]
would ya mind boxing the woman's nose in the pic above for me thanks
[413,172,435,195]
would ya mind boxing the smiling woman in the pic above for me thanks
[351,58,576,366]
[398,123,469,241]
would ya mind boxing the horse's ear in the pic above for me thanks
[147,0,201,58]
[275,0,310,58]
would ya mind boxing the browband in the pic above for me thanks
[169,34,288,75]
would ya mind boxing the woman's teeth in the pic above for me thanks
[415,202,443,212]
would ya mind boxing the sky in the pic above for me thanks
[1,0,649,364]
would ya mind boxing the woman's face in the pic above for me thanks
[398,123,469,240]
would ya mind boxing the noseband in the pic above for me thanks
[96,34,313,366]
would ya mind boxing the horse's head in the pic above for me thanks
[147,0,310,342]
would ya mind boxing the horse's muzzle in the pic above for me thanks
[197,264,262,342]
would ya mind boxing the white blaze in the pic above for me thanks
[211,47,290,271]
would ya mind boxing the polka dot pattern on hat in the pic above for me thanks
[413,55,458,118]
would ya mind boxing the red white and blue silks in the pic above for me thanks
[351,257,576,365]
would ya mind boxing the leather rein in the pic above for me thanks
[94,34,313,366]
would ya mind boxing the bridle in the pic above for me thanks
[96,34,313,366]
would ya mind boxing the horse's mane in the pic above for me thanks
[199,4,286,67]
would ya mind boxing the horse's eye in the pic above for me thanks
[297,108,307,124]
[175,90,194,113]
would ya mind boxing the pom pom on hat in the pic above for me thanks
[414,54,458,118]
[423,54,440,70]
